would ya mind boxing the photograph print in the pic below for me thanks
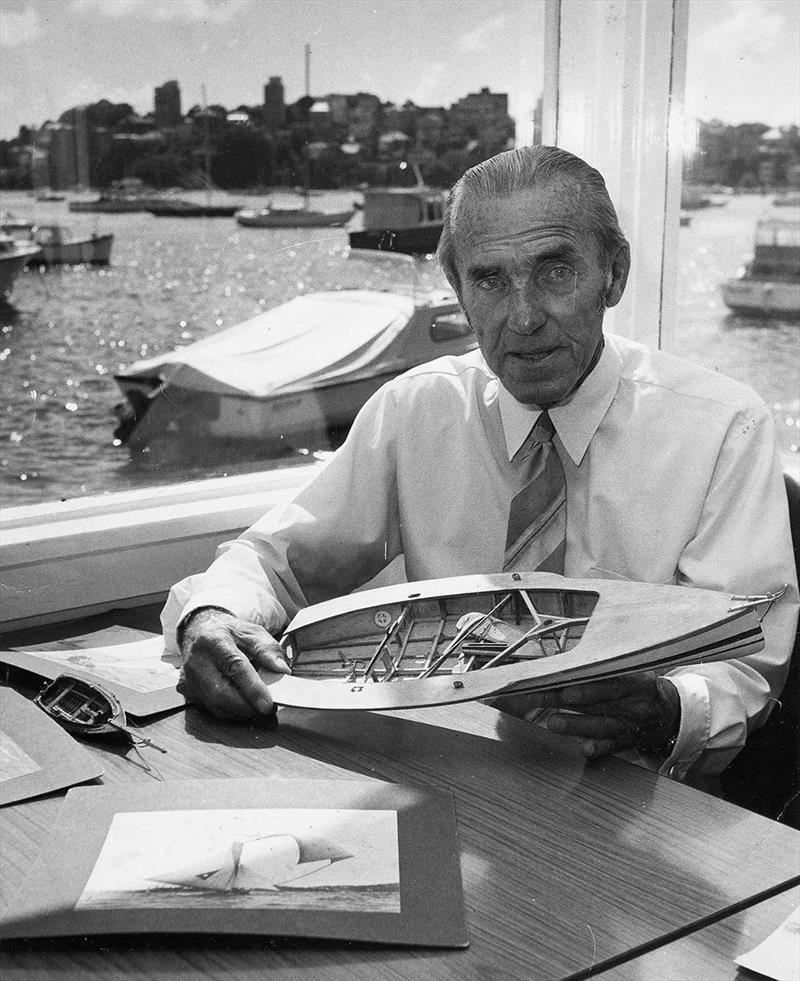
[76,806,401,913]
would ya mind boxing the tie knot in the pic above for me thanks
[531,411,555,444]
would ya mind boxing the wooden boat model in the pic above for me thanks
[34,673,128,736]
[267,573,781,712]
[34,673,166,754]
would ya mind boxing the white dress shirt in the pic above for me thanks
[163,333,798,779]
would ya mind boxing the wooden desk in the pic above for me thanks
[1,612,799,980]
[591,886,800,981]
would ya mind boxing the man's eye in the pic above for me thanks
[536,264,576,293]
[477,277,503,292]
[544,264,572,282]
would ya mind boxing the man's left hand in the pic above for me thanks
[524,673,681,760]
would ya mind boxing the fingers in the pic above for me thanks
[486,691,547,719]
[577,738,619,759]
[540,673,681,758]
[540,673,656,710]
[230,621,291,676]
[546,711,635,744]
[179,610,287,721]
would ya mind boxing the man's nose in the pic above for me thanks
[507,287,545,334]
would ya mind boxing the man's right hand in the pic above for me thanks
[177,607,291,721]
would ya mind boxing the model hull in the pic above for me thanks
[269,573,770,711]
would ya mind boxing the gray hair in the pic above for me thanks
[437,145,629,294]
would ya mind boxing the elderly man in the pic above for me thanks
[164,145,797,781]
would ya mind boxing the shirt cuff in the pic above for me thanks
[161,575,288,656]
[657,673,711,780]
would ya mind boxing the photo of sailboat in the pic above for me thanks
[146,833,353,892]
[77,807,401,913]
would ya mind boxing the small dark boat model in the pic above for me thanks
[267,573,782,712]
[34,674,165,752]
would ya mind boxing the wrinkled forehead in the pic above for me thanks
[452,178,603,262]
[454,175,589,229]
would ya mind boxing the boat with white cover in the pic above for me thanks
[113,251,476,458]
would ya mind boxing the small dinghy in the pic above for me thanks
[35,674,166,752]
[266,573,783,712]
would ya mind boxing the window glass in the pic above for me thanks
[671,0,800,468]
[0,0,545,505]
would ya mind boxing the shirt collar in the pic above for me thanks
[497,336,622,465]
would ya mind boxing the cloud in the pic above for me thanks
[692,0,785,61]
[408,61,449,107]
[0,5,43,48]
[68,0,251,24]
[456,13,507,54]
[687,0,799,125]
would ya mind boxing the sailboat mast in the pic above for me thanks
[303,44,311,205]
[201,84,211,196]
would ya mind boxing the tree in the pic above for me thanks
[211,126,275,188]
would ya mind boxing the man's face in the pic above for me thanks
[454,180,626,406]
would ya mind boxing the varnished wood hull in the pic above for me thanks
[268,573,767,711]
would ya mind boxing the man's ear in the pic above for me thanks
[605,243,630,308]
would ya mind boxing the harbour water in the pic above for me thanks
[1,191,797,507]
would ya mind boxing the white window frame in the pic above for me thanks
[543,0,689,350]
[0,1,690,632]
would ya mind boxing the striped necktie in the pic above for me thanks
[502,411,566,573]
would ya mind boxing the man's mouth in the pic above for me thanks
[509,349,558,365]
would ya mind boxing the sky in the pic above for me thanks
[0,0,798,142]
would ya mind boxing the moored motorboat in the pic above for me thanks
[0,216,37,241]
[69,195,160,213]
[148,199,241,218]
[236,205,355,228]
[30,224,114,266]
[348,185,446,254]
[721,205,800,319]
[0,234,41,299]
[113,255,476,458]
